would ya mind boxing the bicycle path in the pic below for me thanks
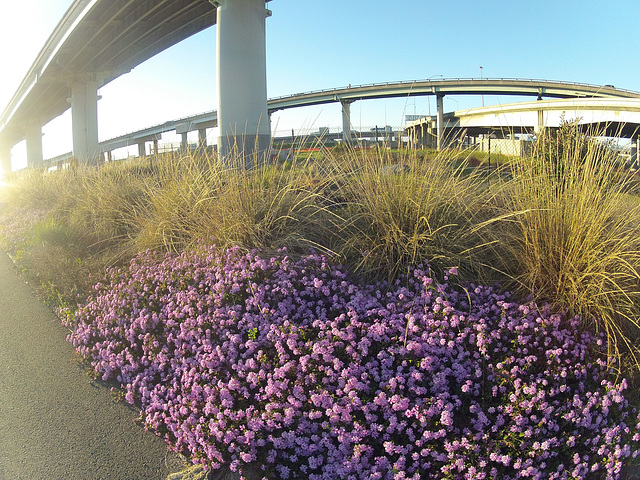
[0,253,185,480]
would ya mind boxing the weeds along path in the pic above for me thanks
[0,253,183,480]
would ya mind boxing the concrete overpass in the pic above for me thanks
[20,82,640,167]
[0,0,272,174]
[405,98,640,159]
[3,0,640,173]
[268,79,640,147]
[100,110,219,158]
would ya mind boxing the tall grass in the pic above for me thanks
[2,132,640,368]
[327,147,493,282]
[487,122,640,361]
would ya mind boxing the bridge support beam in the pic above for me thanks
[70,79,100,164]
[26,123,44,169]
[436,94,444,150]
[215,0,271,164]
[340,100,354,145]
[138,141,146,157]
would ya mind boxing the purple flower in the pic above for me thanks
[64,245,640,479]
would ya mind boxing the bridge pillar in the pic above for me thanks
[632,135,640,169]
[138,141,146,157]
[535,109,546,135]
[436,94,444,150]
[26,123,44,169]
[181,132,189,151]
[70,79,100,164]
[215,0,271,164]
[340,99,354,145]
[0,141,12,177]
[153,138,159,155]
[198,128,208,150]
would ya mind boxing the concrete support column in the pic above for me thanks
[198,128,208,150]
[535,109,545,135]
[153,139,159,155]
[70,79,100,164]
[340,100,354,145]
[137,141,146,157]
[0,141,12,177]
[632,135,640,169]
[216,0,271,164]
[25,123,43,168]
[436,94,444,150]
[181,132,188,151]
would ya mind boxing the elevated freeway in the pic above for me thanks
[0,0,219,153]
[36,85,640,166]
[268,78,640,112]
[97,79,640,157]
[405,98,640,160]
[268,79,640,148]
[1,0,272,173]
[3,0,640,173]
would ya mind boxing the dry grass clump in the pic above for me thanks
[325,147,494,283]
[133,151,338,257]
[486,123,640,361]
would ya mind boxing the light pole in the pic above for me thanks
[479,66,484,107]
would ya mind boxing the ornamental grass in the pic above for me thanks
[326,147,494,284]
[484,122,640,364]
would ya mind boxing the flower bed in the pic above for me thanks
[65,245,640,479]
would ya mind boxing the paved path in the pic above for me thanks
[0,253,184,480]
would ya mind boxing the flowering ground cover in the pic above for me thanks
[0,206,47,253]
[64,245,640,479]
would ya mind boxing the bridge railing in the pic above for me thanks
[268,78,640,101]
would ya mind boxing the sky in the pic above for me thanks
[1,0,640,166]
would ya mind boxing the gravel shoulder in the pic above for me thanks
[0,253,185,480]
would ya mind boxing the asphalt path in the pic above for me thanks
[0,253,184,480]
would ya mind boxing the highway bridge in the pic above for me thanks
[0,0,273,173]
[405,98,640,161]
[3,0,640,173]
[23,79,640,166]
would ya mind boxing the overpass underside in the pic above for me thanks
[0,0,274,173]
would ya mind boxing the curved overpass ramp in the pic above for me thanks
[268,78,640,112]
[42,88,640,166]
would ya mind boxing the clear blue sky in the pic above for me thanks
[1,0,640,163]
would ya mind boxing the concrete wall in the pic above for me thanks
[477,138,531,157]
